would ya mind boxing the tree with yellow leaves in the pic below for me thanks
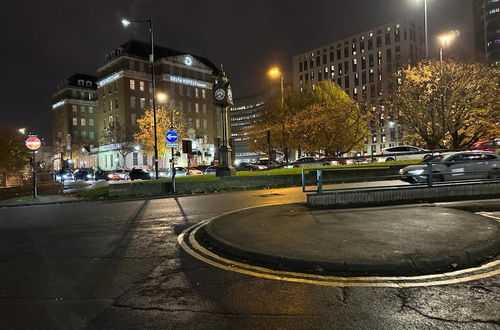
[392,60,500,149]
[134,104,187,158]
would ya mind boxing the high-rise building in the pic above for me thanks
[51,73,98,170]
[230,90,269,163]
[473,0,500,66]
[95,39,222,170]
[292,17,425,155]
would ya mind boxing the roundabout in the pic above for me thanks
[178,204,500,287]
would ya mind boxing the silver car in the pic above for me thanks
[399,151,500,183]
[377,145,433,162]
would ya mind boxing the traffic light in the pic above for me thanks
[182,140,192,154]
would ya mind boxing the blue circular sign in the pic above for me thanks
[165,130,178,143]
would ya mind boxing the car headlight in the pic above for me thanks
[86,174,93,179]
[408,169,425,175]
[62,174,68,179]
[108,174,113,178]
[399,169,404,175]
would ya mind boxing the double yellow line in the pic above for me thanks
[178,220,500,288]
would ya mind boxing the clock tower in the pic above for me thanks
[213,66,236,177]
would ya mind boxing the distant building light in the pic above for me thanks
[52,100,66,109]
[97,72,124,87]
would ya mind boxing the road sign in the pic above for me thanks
[167,142,179,148]
[165,130,178,143]
[25,136,41,151]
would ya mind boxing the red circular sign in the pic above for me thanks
[25,136,41,151]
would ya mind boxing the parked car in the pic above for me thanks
[129,168,153,180]
[204,166,219,175]
[113,169,130,180]
[55,170,73,182]
[106,172,121,181]
[376,145,433,162]
[236,162,265,171]
[253,160,280,169]
[73,168,94,181]
[472,139,500,153]
[94,169,110,181]
[283,157,324,168]
[399,151,500,183]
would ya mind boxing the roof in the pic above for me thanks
[118,39,220,74]
[66,73,98,89]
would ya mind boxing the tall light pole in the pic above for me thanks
[424,0,429,58]
[437,32,457,141]
[122,18,159,179]
[267,66,287,162]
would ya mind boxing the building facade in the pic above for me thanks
[292,17,425,155]
[95,40,223,170]
[230,90,269,163]
[51,73,98,170]
[474,0,500,66]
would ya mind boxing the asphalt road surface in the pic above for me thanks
[0,187,498,329]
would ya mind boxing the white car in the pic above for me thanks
[376,146,433,162]
[284,157,326,168]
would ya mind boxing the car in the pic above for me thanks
[113,169,130,180]
[399,151,500,183]
[235,162,265,171]
[376,145,433,162]
[253,160,280,169]
[284,157,323,168]
[55,170,73,182]
[472,139,500,153]
[73,168,94,181]
[204,166,219,175]
[94,169,110,181]
[320,156,346,165]
[129,168,153,180]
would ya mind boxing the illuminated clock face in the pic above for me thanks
[184,56,192,66]
[214,88,226,101]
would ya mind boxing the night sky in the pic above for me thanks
[0,0,473,141]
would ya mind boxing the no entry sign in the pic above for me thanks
[25,136,41,151]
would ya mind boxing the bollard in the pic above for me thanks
[317,169,323,193]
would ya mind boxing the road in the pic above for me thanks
[0,187,498,329]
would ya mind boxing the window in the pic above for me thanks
[195,119,200,129]
[72,105,77,113]
[362,57,366,70]
[140,97,146,109]
[376,35,382,48]
[89,106,94,114]
[337,49,341,60]
[80,91,85,99]
[139,81,145,91]
[139,62,145,72]
[129,79,135,90]
[203,119,207,129]
[202,89,206,99]
[72,118,77,126]
[81,118,86,126]
[89,119,94,127]
[299,62,303,72]
[130,96,136,108]
[386,48,392,63]
[89,131,94,140]
[202,104,207,114]
[81,131,87,138]
[195,103,199,113]
[188,102,192,112]
[195,88,199,97]
[344,76,350,88]
[78,80,84,86]
[368,39,373,51]
[344,46,349,58]
[395,29,400,42]
[369,54,374,67]
[385,32,391,45]
[133,152,138,166]
[179,101,184,111]
[344,61,349,74]
[131,114,137,125]
[115,98,119,109]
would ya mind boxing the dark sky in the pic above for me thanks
[0,0,473,141]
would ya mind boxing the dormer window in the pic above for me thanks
[86,81,92,87]
[78,80,84,86]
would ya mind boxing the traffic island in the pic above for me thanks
[197,204,500,276]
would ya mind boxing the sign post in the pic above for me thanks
[165,130,178,193]
[25,136,41,198]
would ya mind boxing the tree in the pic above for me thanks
[0,126,30,186]
[290,81,368,156]
[392,60,500,149]
[99,123,134,168]
[134,104,187,159]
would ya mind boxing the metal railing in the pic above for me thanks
[301,161,500,194]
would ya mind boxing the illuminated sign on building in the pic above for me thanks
[52,100,66,109]
[165,74,211,89]
[97,72,123,87]
[184,56,193,66]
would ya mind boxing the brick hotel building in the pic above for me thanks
[292,17,425,155]
[51,73,98,170]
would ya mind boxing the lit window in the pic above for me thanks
[196,119,200,129]
[139,81,145,91]
[72,118,77,126]
[140,97,146,109]
[81,118,86,126]
[195,103,199,113]
[72,105,77,113]
[129,79,135,90]
[202,89,206,99]
[89,107,94,114]
[195,88,199,97]
[203,119,207,129]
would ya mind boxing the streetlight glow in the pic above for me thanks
[267,66,282,79]
[18,128,26,135]
[156,92,168,104]
[121,19,131,27]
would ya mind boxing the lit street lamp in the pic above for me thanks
[267,66,287,163]
[18,128,26,135]
[438,31,458,63]
[121,17,159,179]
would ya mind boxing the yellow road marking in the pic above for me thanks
[477,212,500,222]
[187,221,499,282]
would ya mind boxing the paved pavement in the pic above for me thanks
[0,189,498,329]
[204,204,500,275]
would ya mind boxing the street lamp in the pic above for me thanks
[438,31,458,62]
[267,66,287,162]
[121,17,159,179]
[18,128,26,135]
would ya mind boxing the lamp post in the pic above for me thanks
[267,66,287,163]
[122,18,159,179]
[437,32,457,142]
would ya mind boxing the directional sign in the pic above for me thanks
[25,136,41,151]
[165,130,178,143]
[167,142,179,148]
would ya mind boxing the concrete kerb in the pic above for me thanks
[199,203,500,276]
